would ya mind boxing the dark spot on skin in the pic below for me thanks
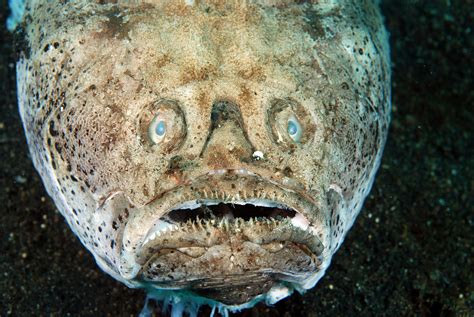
[49,120,59,136]
[283,167,293,177]
[54,142,62,154]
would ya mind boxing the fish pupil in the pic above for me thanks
[155,120,166,136]
[287,120,298,136]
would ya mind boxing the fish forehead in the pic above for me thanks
[21,1,351,202]
[71,4,319,118]
[63,4,323,112]
[17,0,391,309]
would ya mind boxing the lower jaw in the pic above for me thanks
[138,240,320,305]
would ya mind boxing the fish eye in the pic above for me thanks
[138,100,187,151]
[267,99,315,148]
[287,115,302,142]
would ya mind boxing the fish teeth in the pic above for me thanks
[224,219,230,231]
[196,217,202,229]
[141,207,304,248]
[218,218,225,228]
[143,221,180,246]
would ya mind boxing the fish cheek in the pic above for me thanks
[326,187,348,252]
[42,115,106,260]
[44,104,139,274]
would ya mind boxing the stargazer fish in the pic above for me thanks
[11,0,391,314]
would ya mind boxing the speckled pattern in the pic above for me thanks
[0,0,472,316]
[12,0,391,310]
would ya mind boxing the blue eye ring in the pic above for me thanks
[287,115,302,142]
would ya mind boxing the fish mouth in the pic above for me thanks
[129,170,327,304]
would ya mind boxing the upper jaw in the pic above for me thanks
[118,169,328,281]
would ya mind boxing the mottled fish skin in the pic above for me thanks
[15,0,390,310]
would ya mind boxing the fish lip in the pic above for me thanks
[136,216,325,266]
[120,169,327,280]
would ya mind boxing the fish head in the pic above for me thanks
[19,0,390,308]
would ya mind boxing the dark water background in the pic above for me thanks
[1,1,472,316]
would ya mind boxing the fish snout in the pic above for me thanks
[200,100,256,169]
